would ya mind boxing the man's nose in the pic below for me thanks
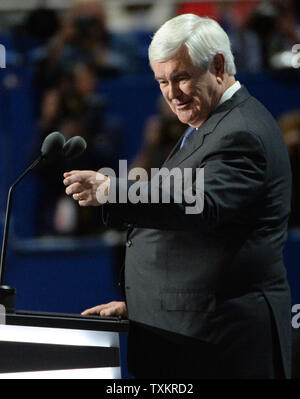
[168,82,181,100]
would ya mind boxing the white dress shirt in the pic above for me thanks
[217,80,241,107]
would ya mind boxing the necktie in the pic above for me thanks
[180,127,195,149]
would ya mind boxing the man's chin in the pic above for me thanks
[177,114,195,126]
[176,111,204,128]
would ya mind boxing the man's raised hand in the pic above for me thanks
[63,170,110,206]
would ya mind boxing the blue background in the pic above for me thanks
[0,64,299,378]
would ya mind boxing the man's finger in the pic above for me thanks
[78,199,90,207]
[63,174,85,186]
[81,304,107,315]
[99,305,121,317]
[63,170,81,178]
[73,192,86,201]
[65,182,83,196]
[63,171,96,186]
[100,309,112,317]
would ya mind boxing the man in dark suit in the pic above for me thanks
[63,14,292,378]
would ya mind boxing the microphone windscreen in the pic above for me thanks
[63,136,87,160]
[41,132,65,159]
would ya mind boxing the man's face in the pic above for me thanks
[153,46,221,128]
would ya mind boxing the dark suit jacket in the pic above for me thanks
[103,86,292,378]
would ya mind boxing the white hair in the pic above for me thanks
[148,14,236,76]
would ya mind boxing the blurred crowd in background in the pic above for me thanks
[0,0,299,237]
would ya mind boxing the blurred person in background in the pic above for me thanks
[38,0,131,91]
[34,61,122,236]
[230,0,300,72]
[5,7,60,63]
[279,110,300,227]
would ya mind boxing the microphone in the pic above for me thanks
[63,136,87,160]
[41,131,66,160]
[0,132,86,310]
[0,132,65,288]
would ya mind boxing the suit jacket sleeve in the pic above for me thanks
[102,130,267,232]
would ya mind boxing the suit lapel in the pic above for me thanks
[163,112,224,168]
[163,86,251,168]
[163,127,193,164]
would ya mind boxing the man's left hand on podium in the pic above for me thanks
[81,301,128,318]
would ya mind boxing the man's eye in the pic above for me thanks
[158,81,167,85]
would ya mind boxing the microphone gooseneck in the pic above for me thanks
[0,131,68,286]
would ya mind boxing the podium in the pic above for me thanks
[0,310,129,379]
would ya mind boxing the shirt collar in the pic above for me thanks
[217,80,241,107]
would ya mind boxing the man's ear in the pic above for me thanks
[213,53,225,78]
